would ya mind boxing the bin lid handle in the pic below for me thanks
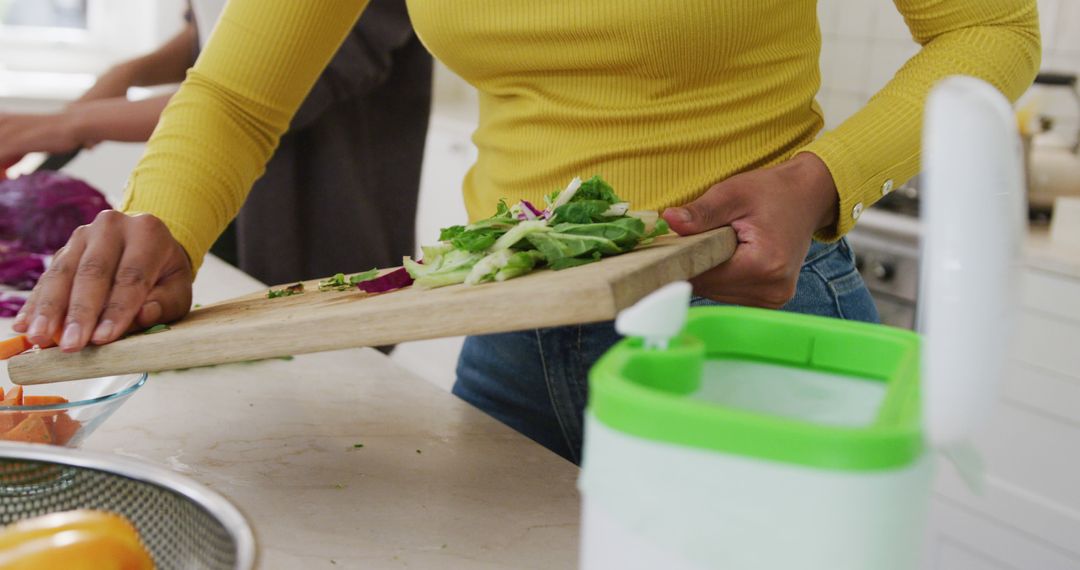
[615,281,692,350]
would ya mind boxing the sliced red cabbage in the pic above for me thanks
[521,200,544,219]
[0,293,26,318]
[0,250,46,290]
[356,267,414,293]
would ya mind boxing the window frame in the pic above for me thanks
[0,0,182,75]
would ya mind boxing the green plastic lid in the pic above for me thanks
[588,306,923,471]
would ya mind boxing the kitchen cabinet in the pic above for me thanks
[923,255,1080,569]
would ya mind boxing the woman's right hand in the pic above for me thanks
[13,211,194,352]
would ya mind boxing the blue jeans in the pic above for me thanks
[453,239,879,463]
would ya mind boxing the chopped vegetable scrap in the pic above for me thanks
[0,386,83,446]
[0,335,33,360]
[141,324,170,335]
[318,273,349,291]
[318,269,379,291]
[267,282,305,299]
[355,267,413,293]
[404,175,668,288]
[0,335,82,446]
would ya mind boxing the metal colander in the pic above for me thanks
[0,443,255,569]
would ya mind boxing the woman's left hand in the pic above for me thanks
[662,152,840,309]
[0,112,83,168]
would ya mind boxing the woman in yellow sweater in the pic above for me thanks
[17,1,1039,462]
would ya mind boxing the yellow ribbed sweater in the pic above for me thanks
[121,0,1040,271]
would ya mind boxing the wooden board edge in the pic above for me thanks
[608,227,736,310]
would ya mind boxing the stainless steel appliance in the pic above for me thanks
[1026,72,1080,220]
[846,187,921,330]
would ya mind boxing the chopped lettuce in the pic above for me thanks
[571,175,621,204]
[405,175,668,286]
[627,210,660,233]
[450,228,501,252]
[491,220,550,251]
[404,248,486,289]
[318,269,380,291]
[465,249,515,285]
[643,219,671,242]
[267,282,305,299]
[551,200,615,224]
[496,251,545,281]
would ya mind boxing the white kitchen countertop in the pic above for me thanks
[1024,226,1080,279]
[70,256,581,569]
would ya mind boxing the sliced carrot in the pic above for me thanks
[22,396,67,424]
[0,386,25,432]
[0,334,58,361]
[1,387,77,445]
[0,335,32,360]
[23,396,68,406]
[2,386,23,406]
[1,415,53,444]
[0,387,4,400]
[52,413,81,446]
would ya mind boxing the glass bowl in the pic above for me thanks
[0,373,147,447]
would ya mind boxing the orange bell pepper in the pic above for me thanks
[0,510,154,569]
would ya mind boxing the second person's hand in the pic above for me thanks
[661,152,840,309]
[13,211,194,352]
[0,112,84,168]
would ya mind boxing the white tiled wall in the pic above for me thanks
[817,0,1080,130]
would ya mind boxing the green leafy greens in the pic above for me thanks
[267,282,305,299]
[317,269,380,291]
[404,175,669,288]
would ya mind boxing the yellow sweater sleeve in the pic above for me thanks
[119,0,369,271]
[802,0,1040,240]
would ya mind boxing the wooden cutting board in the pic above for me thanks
[9,228,736,385]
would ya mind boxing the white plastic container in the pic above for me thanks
[580,75,1024,570]
[580,308,930,570]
